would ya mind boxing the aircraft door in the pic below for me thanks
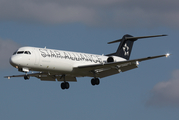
[34,48,40,65]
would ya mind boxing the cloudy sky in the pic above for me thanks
[0,0,179,120]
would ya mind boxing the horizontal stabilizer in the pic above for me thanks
[108,34,167,44]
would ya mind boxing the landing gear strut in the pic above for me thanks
[91,78,100,86]
[60,74,70,90]
[91,71,100,86]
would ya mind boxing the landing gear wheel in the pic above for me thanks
[95,78,100,85]
[65,82,70,89]
[61,82,70,90]
[24,75,30,80]
[91,78,96,86]
[61,82,66,90]
[91,78,100,86]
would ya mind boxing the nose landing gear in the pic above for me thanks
[24,74,30,80]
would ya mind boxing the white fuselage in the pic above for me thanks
[10,46,126,77]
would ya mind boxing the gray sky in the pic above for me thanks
[0,0,179,28]
[147,70,179,107]
[0,39,20,68]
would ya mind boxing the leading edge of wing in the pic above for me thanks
[4,72,77,82]
[4,73,43,79]
[77,54,170,70]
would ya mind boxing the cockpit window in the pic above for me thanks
[24,51,28,54]
[27,51,31,54]
[14,51,31,55]
[17,51,24,54]
[13,51,17,55]
[24,51,31,54]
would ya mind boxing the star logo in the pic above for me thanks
[123,43,129,56]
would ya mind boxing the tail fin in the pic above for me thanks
[107,34,167,60]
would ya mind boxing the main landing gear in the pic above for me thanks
[91,71,100,86]
[60,74,70,90]
[91,78,100,86]
[61,78,100,90]
[61,82,70,90]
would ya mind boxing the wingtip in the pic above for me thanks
[4,76,11,79]
[165,53,170,57]
[162,34,168,36]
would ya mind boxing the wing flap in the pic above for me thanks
[120,64,138,72]
[57,76,77,82]
[37,75,56,81]
[97,68,119,78]
[96,63,138,78]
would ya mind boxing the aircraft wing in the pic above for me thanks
[4,72,77,82]
[5,73,42,78]
[76,54,169,78]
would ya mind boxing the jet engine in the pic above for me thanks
[107,56,114,63]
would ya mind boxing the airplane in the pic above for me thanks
[5,34,170,90]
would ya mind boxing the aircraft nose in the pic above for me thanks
[9,55,21,67]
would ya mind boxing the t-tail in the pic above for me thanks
[107,34,167,60]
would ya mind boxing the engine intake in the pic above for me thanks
[107,57,114,63]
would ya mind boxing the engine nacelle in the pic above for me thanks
[107,56,125,63]
[107,56,114,63]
